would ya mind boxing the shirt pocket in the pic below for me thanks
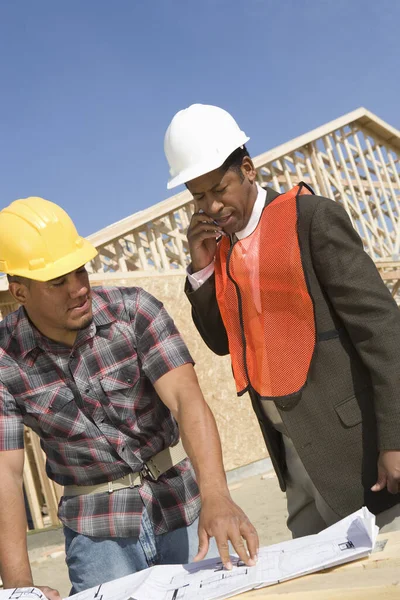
[99,363,140,422]
[20,385,86,440]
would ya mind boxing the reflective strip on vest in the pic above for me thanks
[215,183,316,399]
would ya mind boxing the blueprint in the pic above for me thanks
[0,507,378,600]
[0,590,48,600]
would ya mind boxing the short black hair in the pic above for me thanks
[7,274,31,287]
[219,145,251,180]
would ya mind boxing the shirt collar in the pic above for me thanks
[236,183,267,240]
[91,289,117,327]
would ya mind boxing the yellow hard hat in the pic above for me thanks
[0,197,98,282]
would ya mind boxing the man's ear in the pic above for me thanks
[241,157,257,183]
[9,282,30,306]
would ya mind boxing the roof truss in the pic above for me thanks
[85,107,400,276]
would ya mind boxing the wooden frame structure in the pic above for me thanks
[23,430,63,530]
[1,107,399,530]
[83,107,400,296]
[0,107,399,297]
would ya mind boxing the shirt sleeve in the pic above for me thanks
[184,273,229,356]
[186,261,215,291]
[129,288,194,384]
[0,381,24,450]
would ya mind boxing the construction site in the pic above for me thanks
[2,107,400,598]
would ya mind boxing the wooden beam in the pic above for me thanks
[30,433,60,526]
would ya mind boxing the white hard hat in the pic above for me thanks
[164,104,250,189]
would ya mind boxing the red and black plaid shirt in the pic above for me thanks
[0,286,200,537]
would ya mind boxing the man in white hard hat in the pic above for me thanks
[164,104,400,538]
[0,196,258,597]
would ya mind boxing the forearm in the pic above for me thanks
[177,391,229,499]
[156,364,229,498]
[0,473,32,587]
[154,364,259,566]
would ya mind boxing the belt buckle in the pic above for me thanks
[141,462,158,482]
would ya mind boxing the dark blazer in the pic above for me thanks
[185,186,400,518]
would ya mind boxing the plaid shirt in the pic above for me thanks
[0,286,200,537]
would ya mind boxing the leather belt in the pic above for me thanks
[63,439,187,496]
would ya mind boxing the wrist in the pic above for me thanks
[199,481,230,501]
[191,262,208,274]
[2,566,33,589]
[4,578,34,589]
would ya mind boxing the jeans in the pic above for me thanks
[64,509,218,593]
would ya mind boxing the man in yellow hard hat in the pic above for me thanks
[164,104,400,539]
[0,197,258,597]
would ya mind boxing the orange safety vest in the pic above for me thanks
[215,183,316,399]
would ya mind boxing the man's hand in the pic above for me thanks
[371,450,400,494]
[195,492,259,570]
[35,586,61,600]
[187,212,222,272]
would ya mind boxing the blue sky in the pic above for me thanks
[0,0,399,236]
